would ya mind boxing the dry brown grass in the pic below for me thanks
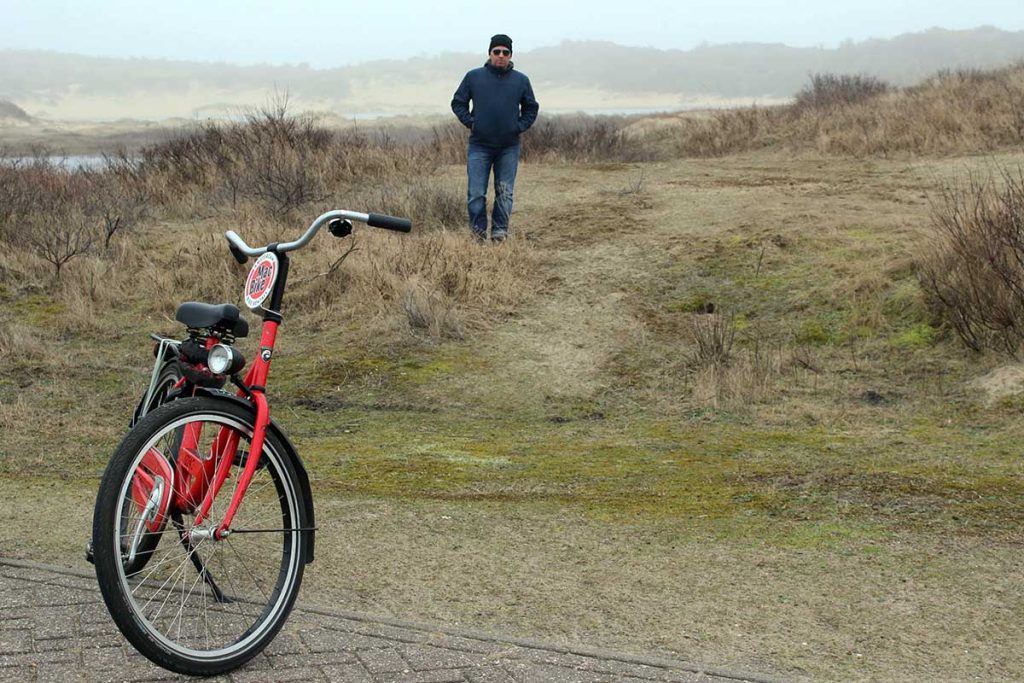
[649,64,1024,158]
[0,102,532,349]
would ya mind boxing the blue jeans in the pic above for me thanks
[467,142,520,238]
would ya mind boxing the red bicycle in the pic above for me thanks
[91,209,411,676]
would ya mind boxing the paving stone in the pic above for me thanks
[0,648,78,667]
[397,643,484,671]
[31,605,82,639]
[578,658,698,680]
[0,630,31,655]
[35,665,92,682]
[464,666,519,683]
[81,645,128,669]
[35,636,79,653]
[262,632,307,657]
[504,661,615,683]
[301,628,391,652]
[80,604,116,625]
[0,559,777,683]
[90,667,182,683]
[320,662,375,683]
[231,664,327,682]
[357,647,411,675]
[0,666,36,682]
[0,617,30,632]
[421,635,504,656]
[297,649,361,667]
[346,621,433,645]
[378,669,471,683]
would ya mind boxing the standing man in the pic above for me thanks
[451,34,539,242]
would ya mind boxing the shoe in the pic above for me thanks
[491,231,508,243]
[472,230,487,243]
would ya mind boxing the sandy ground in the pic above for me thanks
[1,82,783,124]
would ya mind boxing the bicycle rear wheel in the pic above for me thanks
[93,396,308,676]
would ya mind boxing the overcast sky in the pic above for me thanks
[4,0,1024,67]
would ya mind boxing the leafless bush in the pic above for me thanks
[522,115,662,163]
[690,313,736,366]
[137,102,456,221]
[916,167,1024,355]
[0,154,74,242]
[85,162,149,248]
[792,73,893,114]
[25,207,97,280]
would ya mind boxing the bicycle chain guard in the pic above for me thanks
[131,448,174,532]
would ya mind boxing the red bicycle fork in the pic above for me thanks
[176,320,279,539]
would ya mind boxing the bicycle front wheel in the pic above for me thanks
[93,396,309,676]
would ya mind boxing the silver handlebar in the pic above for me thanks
[225,210,370,257]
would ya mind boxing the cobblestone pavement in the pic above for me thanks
[0,559,785,683]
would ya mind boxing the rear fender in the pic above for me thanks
[191,388,316,564]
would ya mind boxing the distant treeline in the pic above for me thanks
[2,27,1024,101]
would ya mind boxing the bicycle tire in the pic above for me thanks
[93,396,308,676]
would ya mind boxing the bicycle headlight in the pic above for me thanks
[208,344,246,375]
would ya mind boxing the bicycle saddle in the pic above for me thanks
[175,302,249,338]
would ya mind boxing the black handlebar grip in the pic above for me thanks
[228,241,248,264]
[367,213,413,233]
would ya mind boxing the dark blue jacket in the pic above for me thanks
[451,62,539,148]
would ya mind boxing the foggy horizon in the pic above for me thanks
[3,0,1024,68]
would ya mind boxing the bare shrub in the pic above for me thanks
[0,154,75,242]
[136,101,455,223]
[792,73,892,114]
[689,313,736,366]
[522,115,663,163]
[85,162,149,248]
[24,195,98,282]
[916,167,1024,355]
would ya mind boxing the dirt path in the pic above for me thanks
[444,162,664,413]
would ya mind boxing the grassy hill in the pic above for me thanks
[2,27,1024,120]
[1,65,1023,681]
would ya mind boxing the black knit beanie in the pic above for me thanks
[489,34,513,52]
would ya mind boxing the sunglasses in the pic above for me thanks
[491,48,511,56]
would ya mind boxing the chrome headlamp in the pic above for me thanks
[207,344,246,375]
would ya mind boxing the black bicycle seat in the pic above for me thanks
[175,302,249,338]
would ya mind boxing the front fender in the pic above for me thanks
[191,388,316,564]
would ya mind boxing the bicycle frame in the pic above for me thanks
[139,209,410,542]
[180,250,290,539]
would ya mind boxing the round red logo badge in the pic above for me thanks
[244,253,279,311]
